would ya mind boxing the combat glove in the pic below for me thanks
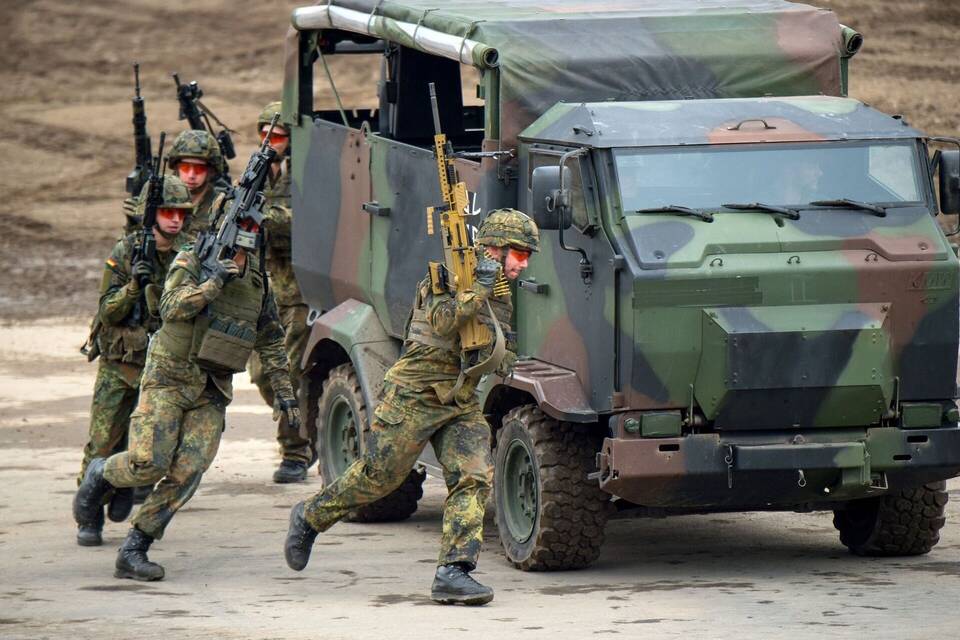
[132,259,154,283]
[474,256,500,288]
[207,258,241,288]
[274,396,302,432]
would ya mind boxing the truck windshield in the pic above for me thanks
[615,141,924,212]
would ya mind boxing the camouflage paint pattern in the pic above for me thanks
[303,380,493,568]
[285,0,847,148]
[285,0,960,512]
[79,360,141,484]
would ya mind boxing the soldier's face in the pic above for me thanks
[155,208,186,236]
[176,158,211,192]
[260,124,290,157]
[503,247,532,280]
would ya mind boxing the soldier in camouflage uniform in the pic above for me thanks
[284,210,539,606]
[74,212,300,581]
[77,177,193,547]
[246,102,317,483]
[167,129,227,240]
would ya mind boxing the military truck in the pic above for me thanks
[281,0,960,569]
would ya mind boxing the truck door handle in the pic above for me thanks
[361,201,391,217]
[518,279,548,294]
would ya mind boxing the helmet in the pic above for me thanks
[135,175,194,213]
[256,101,289,135]
[167,129,225,176]
[476,208,540,253]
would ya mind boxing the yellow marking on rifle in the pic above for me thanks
[426,207,435,235]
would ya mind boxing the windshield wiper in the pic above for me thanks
[722,202,800,220]
[808,199,887,217]
[635,205,714,222]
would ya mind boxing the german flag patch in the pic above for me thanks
[105,257,118,269]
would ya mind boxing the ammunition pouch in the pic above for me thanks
[97,324,149,366]
[194,316,258,375]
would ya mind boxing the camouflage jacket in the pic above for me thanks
[386,274,515,405]
[263,159,292,260]
[183,186,220,242]
[147,248,293,402]
[95,231,183,370]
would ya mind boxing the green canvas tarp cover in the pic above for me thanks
[289,0,844,145]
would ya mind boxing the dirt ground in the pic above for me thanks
[0,0,958,320]
[1,321,959,640]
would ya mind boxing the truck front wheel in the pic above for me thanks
[832,481,948,556]
[494,405,611,571]
[317,363,424,523]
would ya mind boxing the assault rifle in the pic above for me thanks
[125,63,154,197]
[424,83,505,400]
[172,72,236,187]
[129,132,166,327]
[195,115,279,278]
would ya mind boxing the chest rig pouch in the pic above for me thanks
[193,266,265,375]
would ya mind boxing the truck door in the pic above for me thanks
[515,151,618,413]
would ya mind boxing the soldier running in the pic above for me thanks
[246,102,317,483]
[74,211,299,581]
[284,209,539,606]
[77,177,192,546]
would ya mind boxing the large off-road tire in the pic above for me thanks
[494,405,612,571]
[317,363,424,523]
[832,481,948,556]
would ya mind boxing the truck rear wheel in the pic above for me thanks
[832,481,948,556]
[494,405,611,571]
[317,363,424,523]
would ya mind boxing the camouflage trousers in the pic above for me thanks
[78,360,141,485]
[248,300,315,464]
[102,380,227,540]
[304,382,493,568]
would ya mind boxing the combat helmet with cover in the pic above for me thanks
[257,101,289,134]
[167,129,225,177]
[134,175,193,235]
[476,208,540,253]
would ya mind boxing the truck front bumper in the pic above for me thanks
[597,426,960,509]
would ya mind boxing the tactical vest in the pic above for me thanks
[406,278,513,359]
[157,254,266,375]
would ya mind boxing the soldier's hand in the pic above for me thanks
[274,397,301,431]
[209,259,241,288]
[122,197,139,217]
[132,259,154,282]
[475,256,500,288]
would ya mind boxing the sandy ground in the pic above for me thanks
[1,321,960,640]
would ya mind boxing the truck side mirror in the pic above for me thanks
[939,149,960,215]
[530,165,572,230]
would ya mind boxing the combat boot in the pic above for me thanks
[115,527,164,581]
[73,458,113,529]
[107,487,134,523]
[273,459,308,484]
[431,563,494,606]
[284,501,319,570]
[76,506,105,547]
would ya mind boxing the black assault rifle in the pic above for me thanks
[129,132,166,327]
[195,115,279,279]
[172,72,236,188]
[125,63,154,197]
